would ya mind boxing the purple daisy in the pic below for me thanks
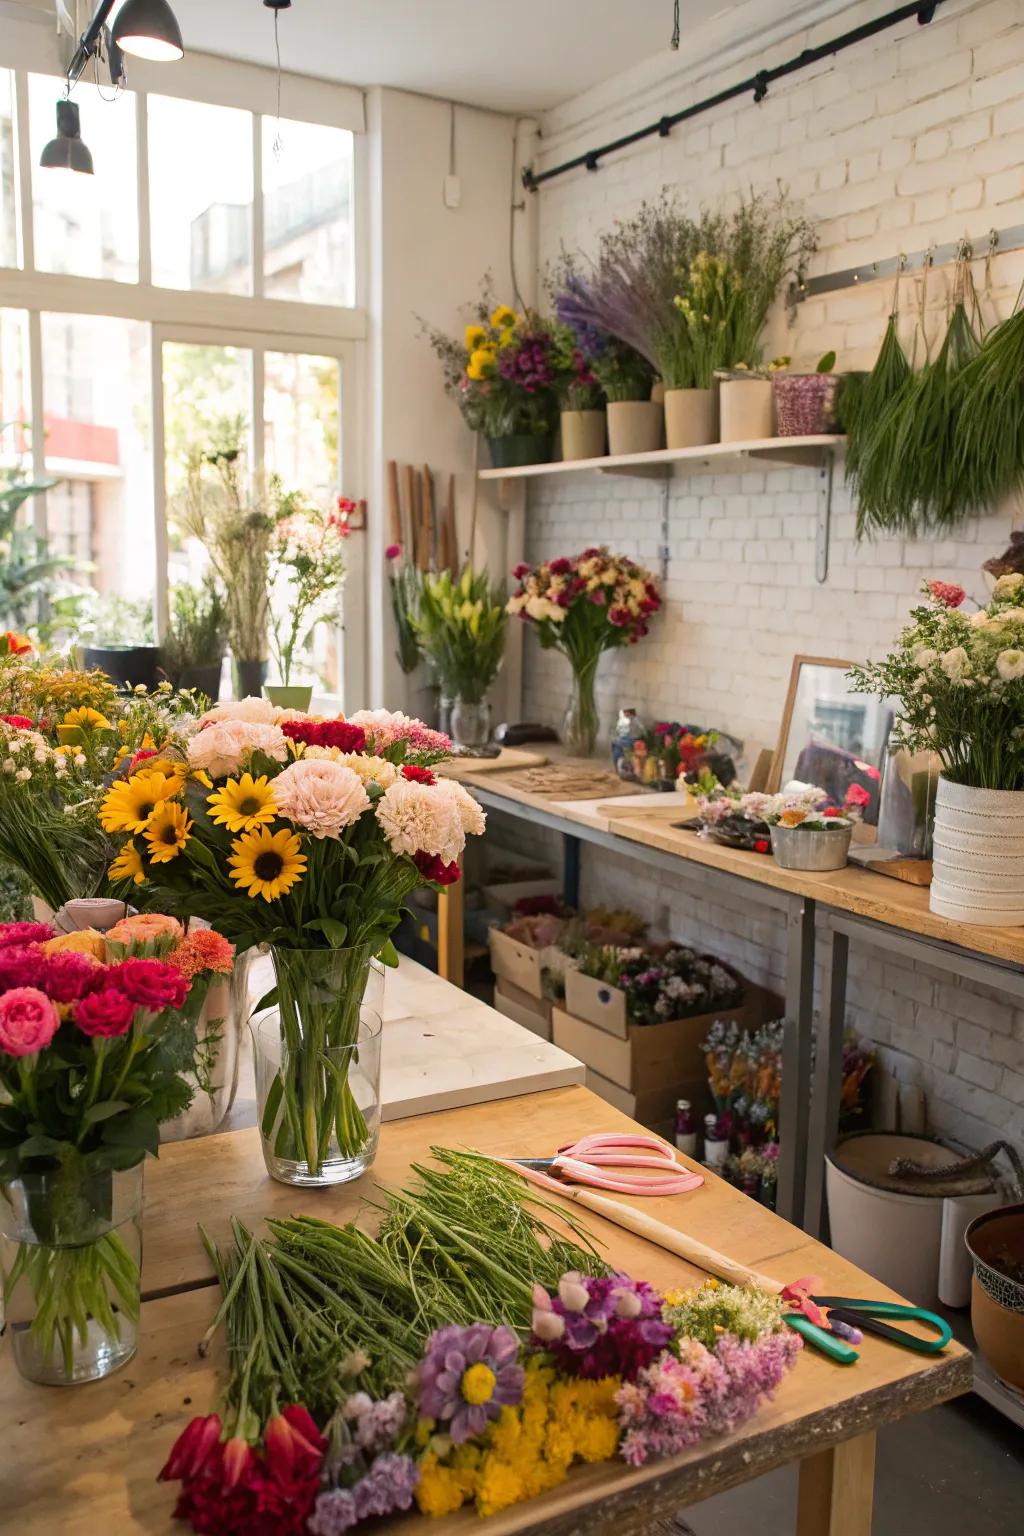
[417,1322,524,1443]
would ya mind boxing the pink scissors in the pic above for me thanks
[504,1131,703,1196]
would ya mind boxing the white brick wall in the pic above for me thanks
[512,0,1024,1148]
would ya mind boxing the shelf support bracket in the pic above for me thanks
[815,450,835,584]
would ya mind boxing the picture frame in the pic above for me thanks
[769,655,893,829]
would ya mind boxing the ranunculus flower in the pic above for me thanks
[996,648,1024,682]
[0,986,61,1056]
[74,987,137,1038]
[105,957,189,1011]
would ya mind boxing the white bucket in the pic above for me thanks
[826,1155,945,1305]
[930,776,1024,925]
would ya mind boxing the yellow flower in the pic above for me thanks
[228,825,307,902]
[108,841,146,887]
[490,304,517,329]
[475,1457,526,1518]
[461,1363,496,1406]
[143,801,191,864]
[415,1454,472,1519]
[466,348,496,382]
[464,323,487,350]
[207,773,277,834]
[62,706,112,731]
[100,770,182,834]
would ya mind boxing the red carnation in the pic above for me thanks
[401,764,436,785]
[608,606,631,627]
[0,714,33,730]
[0,943,44,991]
[0,921,55,948]
[42,950,98,1003]
[413,851,461,885]
[105,957,189,1011]
[549,557,571,575]
[280,719,367,754]
[129,748,159,771]
[74,987,137,1038]
[512,562,530,580]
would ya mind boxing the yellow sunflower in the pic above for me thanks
[100,770,183,834]
[143,801,191,864]
[62,706,112,731]
[464,323,487,350]
[108,841,146,887]
[466,347,497,382]
[207,773,277,834]
[490,304,518,330]
[228,826,306,902]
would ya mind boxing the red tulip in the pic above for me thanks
[158,1413,222,1481]
[221,1435,255,1491]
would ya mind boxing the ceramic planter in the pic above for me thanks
[770,823,853,871]
[560,410,606,462]
[607,400,663,456]
[773,372,840,436]
[929,776,1024,925]
[485,434,554,469]
[719,379,773,442]
[232,657,268,700]
[83,644,160,692]
[966,1203,1024,1391]
[264,684,314,711]
[173,660,224,702]
[663,387,716,450]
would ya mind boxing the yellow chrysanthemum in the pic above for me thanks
[466,347,497,382]
[464,323,487,350]
[228,825,306,902]
[108,841,146,887]
[461,1363,496,1406]
[143,801,191,864]
[100,770,182,834]
[207,773,277,834]
[62,706,112,731]
[490,304,517,329]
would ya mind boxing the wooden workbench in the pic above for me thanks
[2,1085,972,1536]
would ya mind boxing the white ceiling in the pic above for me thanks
[158,1,734,113]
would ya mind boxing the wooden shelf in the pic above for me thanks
[478,434,845,482]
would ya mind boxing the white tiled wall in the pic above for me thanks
[510,0,1024,1148]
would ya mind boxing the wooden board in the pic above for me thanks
[2,1084,971,1536]
[438,748,549,777]
[599,792,700,819]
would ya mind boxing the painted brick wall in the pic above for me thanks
[509,0,1024,1148]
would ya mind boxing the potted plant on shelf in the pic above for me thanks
[265,485,349,711]
[158,577,228,701]
[422,295,558,469]
[170,421,274,701]
[760,785,858,871]
[850,577,1024,925]
[660,251,742,449]
[413,566,507,748]
[773,351,841,437]
[717,359,787,443]
[549,316,606,462]
[79,592,161,691]
[508,547,661,756]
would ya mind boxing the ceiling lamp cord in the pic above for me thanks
[671,0,680,50]
[273,6,284,159]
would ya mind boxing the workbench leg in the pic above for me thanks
[437,859,464,988]
[563,832,581,909]
[777,897,816,1225]
[803,925,850,1237]
[796,1433,876,1536]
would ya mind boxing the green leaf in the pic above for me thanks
[102,1105,160,1156]
[81,1144,146,1175]
[17,1134,67,1160]
[816,350,836,373]
[379,938,400,968]
[82,1100,131,1129]
[252,985,279,1013]
[305,917,348,947]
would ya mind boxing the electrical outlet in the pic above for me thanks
[443,174,462,209]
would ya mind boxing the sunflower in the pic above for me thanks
[207,773,278,834]
[100,770,183,834]
[466,347,497,382]
[108,841,146,887]
[62,706,112,731]
[143,801,192,864]
[464,323,487,350]
[490,304,518,329]
[228,826,307,902]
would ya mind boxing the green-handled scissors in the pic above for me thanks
[784,1295,953,1366]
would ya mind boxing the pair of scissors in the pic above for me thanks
[783,1282,952,1364]
[507,1131,704,1196]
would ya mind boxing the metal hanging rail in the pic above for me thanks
[523,1,945,192]
[793,222,1024,300]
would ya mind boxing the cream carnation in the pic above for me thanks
[375,778,464,863]
[434,777,486,837]
[993,573,1024,599]
[187,720,288,779]
[199,696,278,727]
[272,758,370,838]
[940,646,969,680]
[996,649,1024,682]
[314,750,399,788]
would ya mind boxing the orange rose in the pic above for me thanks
[779,809,807,827]
[106,913,184,948]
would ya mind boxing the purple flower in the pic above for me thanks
[417,1323,524,1443]
[308,1488,358,1535]
[532,1272,674,1382]
[343,1390,408,1454]
[309,1455,419,1535]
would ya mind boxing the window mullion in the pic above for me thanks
[252,113,264,300]
[137,91,152,288]
[14,69,34,273]
[252,345,265,486]
[150,327,169,640]
[27,308,46,541]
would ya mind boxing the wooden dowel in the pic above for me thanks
[386,460,402,547]
[445,473,457,573]
[402,464,418,566]
[420,465,435,573]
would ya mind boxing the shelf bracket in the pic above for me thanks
[815,450,835,584]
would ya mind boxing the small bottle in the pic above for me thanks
[703,1112,730,1170]
[674,1098,697,1157]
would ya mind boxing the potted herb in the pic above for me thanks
[850,578,1024,925]
[718,359,788,442]
[773,351,841,437]
[549,316,606,462]
[265,485,348,710]
[80,592,160,691]
[413,566,507,747]
[159,578,228,701]
[661,252,741,449]
[555,275,658,454]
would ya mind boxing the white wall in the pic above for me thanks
[511,0,1024,1148]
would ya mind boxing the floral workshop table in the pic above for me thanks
[2,1084,971,1536]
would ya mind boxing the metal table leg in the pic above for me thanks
[777,896,816,1224]
[563,832,581,909]
[802,923,849,1237]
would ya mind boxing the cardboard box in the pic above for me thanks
[564,965,778,1041]
[553,980,782,1093]
[488,927,570,1001]
[494,981,552,1041]
[584,1068,709,1128]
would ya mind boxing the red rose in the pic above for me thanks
[401,764,436,786]
[74,987,137,1038]
[414,851,461,885]
[0,714,33,730]
[105,957,189,1011]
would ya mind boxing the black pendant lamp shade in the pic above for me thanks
[112,0,185,62]
[39,100,94,175]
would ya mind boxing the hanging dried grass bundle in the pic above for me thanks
[953,279,1024,512]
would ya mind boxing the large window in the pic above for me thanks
[0,56,362,702]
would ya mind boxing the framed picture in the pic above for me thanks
[769,655,893,826]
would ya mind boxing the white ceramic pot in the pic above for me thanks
[929,776,1024,925]
[607,400,663,456]
[560,409,606,462]
[664,387,716,450]
[718,378,773,442]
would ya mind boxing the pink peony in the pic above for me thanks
[188,720,288,778]
[74,987,137,1038]
[271,758,371,839]
[0,986,60,1056]
[375,778,464,863]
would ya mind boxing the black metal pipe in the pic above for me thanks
[523,0,945,191]
[67,0,118,89]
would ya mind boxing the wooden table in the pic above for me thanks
[3,1084,972,1536]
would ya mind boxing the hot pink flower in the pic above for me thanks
[0,921,55,949]
[42,950,99,1003]
[0,943,45,991]
[926,579,966,608]
[0,986,60,1057]
[105,957,189,1011]
[385,543,402,561]
[74,987,137,1038]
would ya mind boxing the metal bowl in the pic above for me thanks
[769,823,853,872]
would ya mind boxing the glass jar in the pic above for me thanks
[451,697,491,749]
[0,1162,143,1385]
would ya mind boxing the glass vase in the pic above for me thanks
[562,655,602,757]
[0,1163,143,1385]
[451,697,491,749]
[252,944,385,1186]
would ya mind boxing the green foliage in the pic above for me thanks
[0,430,89,637]
[388,560,423,674]
[413,566,507,703]
[265,485,347,685]
[845,318,911,530]
[160,578,228,675]
[72,589,155,646]
[953,305,1024,513]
